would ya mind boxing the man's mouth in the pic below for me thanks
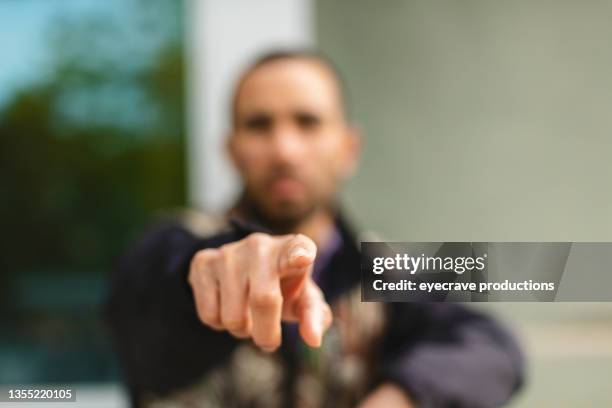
[267,177,304,198]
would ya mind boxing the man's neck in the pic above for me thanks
[230,199,337,249]
[290,209,336,249]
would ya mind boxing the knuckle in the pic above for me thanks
[223,317,246,331]
[249,291,282,310]
[242,233,272,260]
[193,248,219,266]
[219,240,240,256]
[189,250,218,285]
[199,310,213,324]
[197,307,217,326]
[218,248,244,283]
[245,232,269,247]
[218,245,233,265]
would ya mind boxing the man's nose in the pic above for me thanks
[269,125,304,163]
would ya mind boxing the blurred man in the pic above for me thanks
[107,50,523,407]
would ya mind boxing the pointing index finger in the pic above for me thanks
[278,234,317,277]
[296,281,332,348]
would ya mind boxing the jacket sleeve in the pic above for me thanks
[379,302,524,408]
[104,221,245,405]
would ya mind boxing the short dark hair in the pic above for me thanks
[230,49,350,126]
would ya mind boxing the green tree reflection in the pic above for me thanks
[0,0,186,382]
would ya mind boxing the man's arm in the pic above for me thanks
[105,221,244,405]
[106,220,332,405]
[378,302,524,408]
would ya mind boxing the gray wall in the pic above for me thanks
[317,0,612,242]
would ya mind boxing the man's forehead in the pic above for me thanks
[232,58,344,118]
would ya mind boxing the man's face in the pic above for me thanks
[229,58,359,227]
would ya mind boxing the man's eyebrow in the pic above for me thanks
[293,110,322,121]
[240,111,273,127]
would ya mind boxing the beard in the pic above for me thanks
[234,164,337,233]
[237,187,320,233]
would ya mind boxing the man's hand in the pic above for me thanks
[188,232,332,352]
[357,383,415,408]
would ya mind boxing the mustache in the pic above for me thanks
[263,166,304,187]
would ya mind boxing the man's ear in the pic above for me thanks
[226,132,239,169]
[341,124,362,178]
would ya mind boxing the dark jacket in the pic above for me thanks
[106,213,524,407]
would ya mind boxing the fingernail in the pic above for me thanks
[290,247,308,262]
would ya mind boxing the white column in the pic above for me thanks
[185,0,314,212]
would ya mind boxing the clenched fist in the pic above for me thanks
[188,232,333,352]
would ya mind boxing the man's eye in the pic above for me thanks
[295,113,321,131]
[243,115,272,132]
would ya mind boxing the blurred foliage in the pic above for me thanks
[0,0,186,305]
[0,0,187,382]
